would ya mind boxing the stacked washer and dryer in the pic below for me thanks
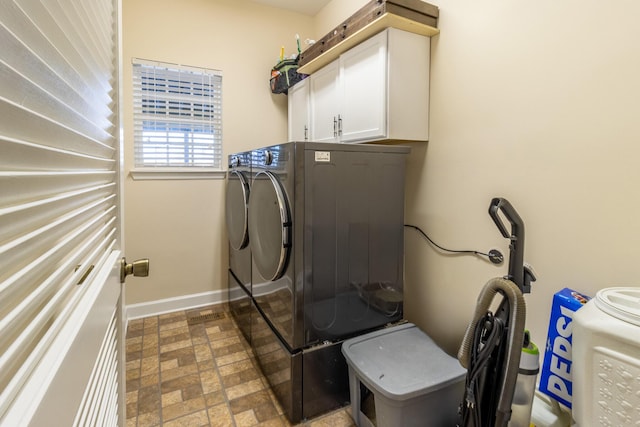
[225,141,410,422]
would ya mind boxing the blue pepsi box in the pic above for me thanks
[539,288,591,408]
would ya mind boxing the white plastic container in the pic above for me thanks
[572,287,640,426]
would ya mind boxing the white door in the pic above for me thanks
[340,30,388,142]
[0,1,132,426]
[287,78,310,142]
[309,59,341,142]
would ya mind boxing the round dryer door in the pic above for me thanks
[225,170,250,250]
[248,171,291,281]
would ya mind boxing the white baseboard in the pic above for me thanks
[125,288,233,322]
[124,286,250,324]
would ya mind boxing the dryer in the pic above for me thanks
[247,141,410,422]
[225,151,252,342]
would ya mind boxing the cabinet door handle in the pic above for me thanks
[338,114,343,136]
[333,116,337,137]
[304,125,308,141]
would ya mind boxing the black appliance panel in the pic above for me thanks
[303,148,405,343]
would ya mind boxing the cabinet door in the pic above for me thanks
[309,59,340,142]
[288,78,309,141]
[339,30,387,142]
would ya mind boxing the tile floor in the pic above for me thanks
[125,304,356,427]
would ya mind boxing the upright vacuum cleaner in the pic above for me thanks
[458,198,537,427]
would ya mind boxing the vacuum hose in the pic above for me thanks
[458,277,526,426]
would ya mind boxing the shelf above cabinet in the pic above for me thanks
[298,0,439,75]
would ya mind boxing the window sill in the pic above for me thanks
[129,168,226,181]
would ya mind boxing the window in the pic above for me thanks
[132,59,222,177]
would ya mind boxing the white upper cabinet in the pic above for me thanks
[308,59,341,142]
[292,27,430,144]
[288,77,310,141]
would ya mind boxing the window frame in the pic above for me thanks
[130,58,225,180]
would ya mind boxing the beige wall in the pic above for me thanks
[409,1,640,355]
[319,0,640,355]
[124,0,640,360]
[122,0,313,304]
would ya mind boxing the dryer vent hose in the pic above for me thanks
[458,277,526,426]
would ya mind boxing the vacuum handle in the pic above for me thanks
[489,198,527,293]
[489,198,523,239]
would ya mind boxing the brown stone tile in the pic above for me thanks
[126,336,143,353]
[161,373,202,395]
[229,389,273,416]
[143,316,158,328]
[142,333,159,349]
[140,355,160,378]
[182,382,204,401]
[163,409,209,427]
[126,368,141,382]
[137,410,161,426]
[204,391,225,407]
[126,377,140,393]
[199,369,222,395]
[221,365,262,389]
[162,396,206,422]
[215,349,250,367]
[225,378,265,401]
[126,358,141,372]
[217,358,255,377]
[189,323,207,338]
[193,344,213,363]
[162,390,182,408]
[126,327,144,339]
[160,346,196,366]
[234,409,258,425]
[161,363,199,382]
[208,403,234,427]
[211,341,247,358]
[160,324,190,340]
[139,373,160,388]
[126,400,138,420]
[126,390,138,405]
[159,319,189,332]
[161,358,179,371]
[137,384,161,415]
[126,349,143,363]
[209,335,242,349]
[160,339,193,354]
[159,311,186,323]
[198,359,216,371]
[127,318,144,333]
[142,346,158,358]
[306,408,355,427]
[259,418,288,427]
[254,401,280,423]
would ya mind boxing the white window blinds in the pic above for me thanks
[132,59,223,169]
[0,0,119,420]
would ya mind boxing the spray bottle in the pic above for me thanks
[509,331,539,427]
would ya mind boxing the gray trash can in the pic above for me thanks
[342,323,466,427]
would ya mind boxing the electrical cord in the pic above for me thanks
[461,311,505,427]
[404,224,504,264]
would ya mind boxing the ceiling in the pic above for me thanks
[248,0,332,16]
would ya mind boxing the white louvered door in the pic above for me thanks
[0,0,125,426]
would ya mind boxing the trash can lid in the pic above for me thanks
[341,323,466,401]
[595,287,640,327]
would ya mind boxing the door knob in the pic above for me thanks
[120,257,150,283]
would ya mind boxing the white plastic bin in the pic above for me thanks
[341,323,466,427]
[573,287,640,426]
